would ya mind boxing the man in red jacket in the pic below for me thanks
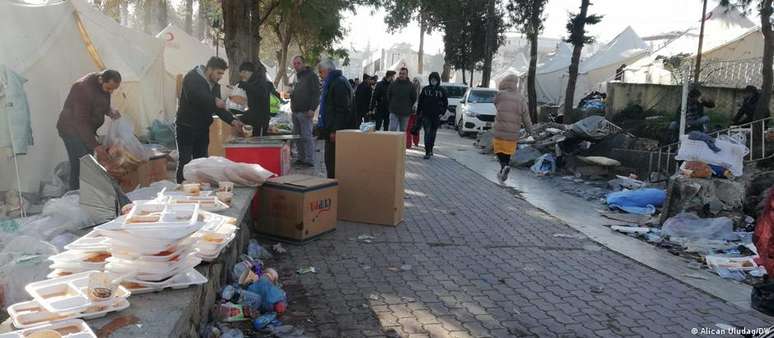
[56,69,122,190]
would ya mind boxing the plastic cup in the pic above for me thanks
[88,272,113,300]
[216,191,233,204]
[182,183,200,195]
[218,181,234,193]
[242,125,253,137]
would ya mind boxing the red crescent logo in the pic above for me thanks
[164,32,175,41]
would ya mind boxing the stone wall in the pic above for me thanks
[606,82,774,123]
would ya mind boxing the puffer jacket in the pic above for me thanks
[493,90,533,142]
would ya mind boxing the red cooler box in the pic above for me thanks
[224,141,291,177]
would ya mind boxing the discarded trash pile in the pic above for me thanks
[1,182,242,335]
[201,241,307,338]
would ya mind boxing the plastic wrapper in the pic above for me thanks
[0,235,58,307]
[676,134,749,177]
[184,156,274,187]
[102,118,150,172]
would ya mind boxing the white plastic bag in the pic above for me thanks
[226,86,247,112]
[675,134,749,177]
[104,117,150,162]
[530,153,556,176]
[183,156,274,186]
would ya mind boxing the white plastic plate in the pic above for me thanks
[0,319,96,338]
[64,231,109,252]
[121,268,207,294]
[24,271,131,314]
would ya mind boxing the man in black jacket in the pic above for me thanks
[417,72,448,159]
[290,55,320,167]
[317,59,353,178]
[354,73,375,123]
[175,56,244,183]
[732,85,760,125]
[370,71,395,131]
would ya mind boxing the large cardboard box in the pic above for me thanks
[256,175,338,241]
[335,130,405,226]
[208,116,238,157]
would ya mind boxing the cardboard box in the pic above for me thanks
[208,116,238,157]
[116,161,150,193]
[335,130,405,226]
[256,175,338,241]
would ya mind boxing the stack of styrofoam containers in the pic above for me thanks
[96,202,207,293]
[193,210,239,261]
[47,236,111,279]
[5,271,131,330]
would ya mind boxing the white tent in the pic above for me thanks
[569,26,649,105]
[624,5,756,84]
[0,0,176,194]
[531,43,572,104]
[157,24,230,88]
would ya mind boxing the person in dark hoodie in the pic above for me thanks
[237,62,280,136]
[317,59,354,178]
[416,72,448,159]
[175,56,244,183]
[371,71,396,131]
[354,73,374,123]
[732,85,760,125]
[387,67,417,132]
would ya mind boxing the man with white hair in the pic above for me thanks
[317,59,354,178]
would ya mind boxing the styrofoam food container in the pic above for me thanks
[123,203,199,227]
[107,237,194,256]
[166,196,228,211]
[48,251,110,271]
[98,229,183,251]
[196,232,236,255]
[106,252,198,275]
[110,245,193,263]
[64,231,109,252]
[7,298,130,329]
[24,271,130,314]
[0,319,96,338]
[128,255,202,282]
[121,268,207,294]
[198,210,238,225]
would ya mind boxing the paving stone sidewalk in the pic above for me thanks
[270,151,771,338]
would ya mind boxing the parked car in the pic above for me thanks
[455,87,497,137]
[440,82,467,125]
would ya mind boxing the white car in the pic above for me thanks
[455,87,498,136]
[440,83,467,125]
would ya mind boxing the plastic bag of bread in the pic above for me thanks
[103,117,150,164]
[184,156,274,186]
[680,161,711,178]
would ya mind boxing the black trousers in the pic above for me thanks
[176,125,209,183]
[496,153,511,169]
[374,112,390,131]
[324,138,335,179]
[61,136,91,190]
[422,116,441,154]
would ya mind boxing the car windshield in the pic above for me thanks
[468,90,496,103]
[443,86,467,98]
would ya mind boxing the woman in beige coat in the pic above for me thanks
[493,74,533,181]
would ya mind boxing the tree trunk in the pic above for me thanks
[758,0,773,120]
[480,0,496,88]
[184,0,194,34]
[272,21,293,88]
[462,66,467,85]
[693,0,709,86]
[143,0,153,34]
[562,0,590,115]
[470,69,474,86]
[223,0,261,82]
[418,11,425,75]
[120,0,129,26]
[157,0,169,33]
[527,32,539,122]
[441,62,451,82]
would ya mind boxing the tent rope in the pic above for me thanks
[73,10,106,70]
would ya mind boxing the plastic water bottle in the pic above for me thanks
[238,289,263,312]
[221,285,236,301]
[252,313,277,330]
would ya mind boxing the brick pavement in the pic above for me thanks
[269,151,772,337]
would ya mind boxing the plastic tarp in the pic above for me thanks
[606,188,666,215]
[531,43,572,104]
[0,0,176,194]
[662,212,738,241]
[624,5,756,84]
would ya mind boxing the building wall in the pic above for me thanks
[606,82,774,121]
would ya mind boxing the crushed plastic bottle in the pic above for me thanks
[248,239,272,260]
[221,285,237,301]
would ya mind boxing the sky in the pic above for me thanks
[340,0,761,54]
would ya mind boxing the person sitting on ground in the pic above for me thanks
[732,85,760,126]
[493,74,533,182]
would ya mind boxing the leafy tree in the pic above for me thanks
[382,0,444,74]
[507,0,548,121]
[221,0,280,82]
[720,0,773,120]
[562,0,602,116]
[656,53,691,85]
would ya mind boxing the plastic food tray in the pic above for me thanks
[164,190,212,197]
[124,203,199,227]
[121,269,208,295]
[48,251,110,271]
[110,245,193,263]
[106,252,198,275]
[0,319,96,338]
[705,255,759,271]
[107,237,194,257]
[196,232,237,262]
[165,196,228,211]
[7,298,130,329]
[24,271,131,314]
[198,210,238,225]
[107,255,201,282]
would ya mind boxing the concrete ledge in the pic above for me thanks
[0,187,257,338]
